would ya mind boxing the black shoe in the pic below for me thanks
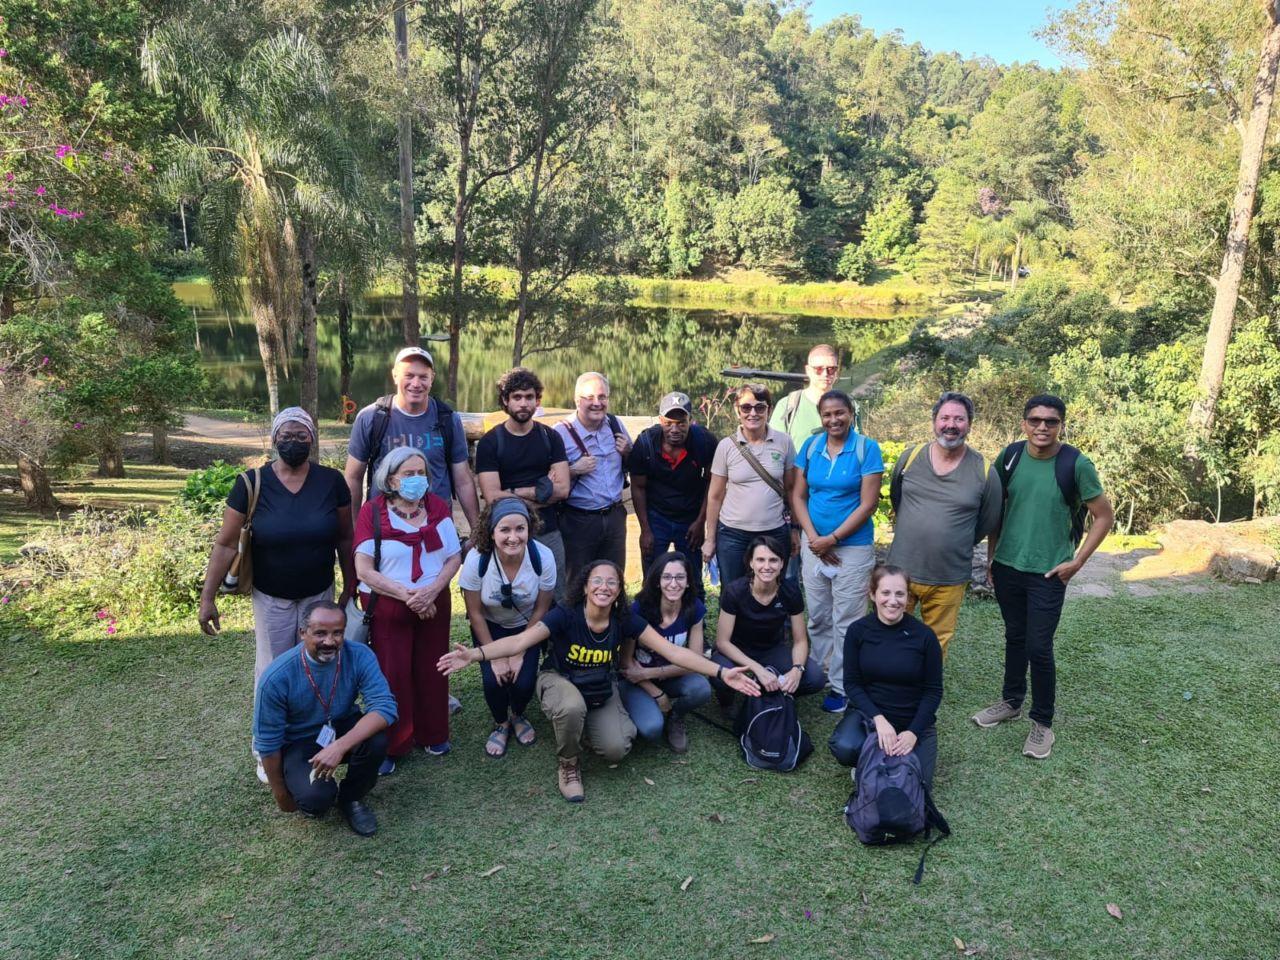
[340,799,378,837]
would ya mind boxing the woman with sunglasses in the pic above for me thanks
[703,383,798,587]
[440,560,760,802]
[618,552,712,754]
[459,499,556,757]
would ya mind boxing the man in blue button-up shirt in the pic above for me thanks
[554,371,632,587]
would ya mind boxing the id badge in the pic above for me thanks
[316,722,336,748]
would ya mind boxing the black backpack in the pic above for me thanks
[994,440,1088,546]
[843,732,951,884]
[364,394,457,498]
[735,680,813,772]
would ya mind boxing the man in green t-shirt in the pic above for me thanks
[971,394,1114,760]
[770,343,841,450]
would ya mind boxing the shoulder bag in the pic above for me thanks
[220,468,262,595]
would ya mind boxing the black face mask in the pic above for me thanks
[277,439,311,467]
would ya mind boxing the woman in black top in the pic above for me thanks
[710,535,826,698]
[198,407,356,781]
[828,564,944,788]
[440,560,759,803]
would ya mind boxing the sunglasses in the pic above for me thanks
[1025,416,1063,428]
[738,402,768,415]
[809,365,839,376]
[498,583,517,610]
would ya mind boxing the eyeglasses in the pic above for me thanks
[659,573,688,584]
[738,402,768,415]
[588,576,620,588]
[276,432,311,443]
[1025,416,1063,428]
[809,365,839,376]
[578,394,609,403]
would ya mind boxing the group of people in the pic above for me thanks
[198,343,1114,836]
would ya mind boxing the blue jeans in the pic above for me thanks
[619,673,713,741]
[716,522,791,588]
[828,709,937,790]
[642,509,703,594]
[473,620,541,725]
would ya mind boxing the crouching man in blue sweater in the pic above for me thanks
[252,600,397,836]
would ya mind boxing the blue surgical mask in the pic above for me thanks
[395,474,430,501]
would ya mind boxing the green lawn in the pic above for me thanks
[0,464,190,562]
[0,583,1276,959]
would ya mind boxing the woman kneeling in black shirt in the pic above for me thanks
[829,564,943,788]
[440,560,759,803]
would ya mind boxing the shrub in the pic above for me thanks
[180,460,243,513]
[836,243,873,283]
[16,502,217,631]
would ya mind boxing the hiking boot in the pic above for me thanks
[557,758,585,803]
[1023,721,1055,759]
[971,699,1022,728]
[665,715,689,754]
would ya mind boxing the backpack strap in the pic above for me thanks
[364,395,396,498]
[362,498,384,626]
[736,437,787,499]
[912,789,952,885]
[889,442,927,514]
[562,420,589,457]
[782,390,802,432]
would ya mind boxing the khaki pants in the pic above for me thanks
[800,537,874,697]
[252,586,334,684]
[535,671,635,762]
[907,581,967,660]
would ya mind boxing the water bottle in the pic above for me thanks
[707,556,720,588]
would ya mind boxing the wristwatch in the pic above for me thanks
[790,664,804,673]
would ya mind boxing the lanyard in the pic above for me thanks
[299,645,342,721]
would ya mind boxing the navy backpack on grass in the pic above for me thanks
[844,733,950,884]
[735,686,813,772]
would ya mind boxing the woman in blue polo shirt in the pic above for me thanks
[790,390,884,714]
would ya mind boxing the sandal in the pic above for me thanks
[511,714,537,747]
[485,722,511,758]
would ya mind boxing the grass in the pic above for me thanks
[0,581,1276,959]
[0,463,190,562]
[364,264,1004,313]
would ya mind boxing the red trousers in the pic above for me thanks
[369,592,451,757]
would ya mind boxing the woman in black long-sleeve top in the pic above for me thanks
[828,564,944,788]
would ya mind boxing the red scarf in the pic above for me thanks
[355,494,451,582]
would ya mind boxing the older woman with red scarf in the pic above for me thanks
[354,446,463,775]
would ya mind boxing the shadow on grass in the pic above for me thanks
[0,587,1277,959]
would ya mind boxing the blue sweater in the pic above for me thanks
[252,641,397,756]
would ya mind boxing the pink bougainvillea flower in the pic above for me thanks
[40,356,49,366]
[0,49,8,58]
[1,596,10,604]
[106,625,117,635]
[123,163,133,174]
[17,96,26,107]
[72,422,83,429]
[35,185,46,196]
[96,609,109,619]
[55,144,72,159]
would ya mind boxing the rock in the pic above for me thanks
[17,543,47,558]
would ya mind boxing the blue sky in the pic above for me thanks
[806,1,1074,66]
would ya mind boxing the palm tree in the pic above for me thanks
[145,26,360,417]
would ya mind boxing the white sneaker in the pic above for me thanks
[256,761,268,784]
[448,694,462,715]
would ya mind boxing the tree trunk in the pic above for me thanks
[1188,4,1280,451]
[97,436,125,478]
[338,272,354,423]
[512,123,549,368]
[151,423,169,464]
[448,129,470,401]
[255,304,281,416]
[1,288,13,320]
[17,454,57,511]
[1010,235,1022,292]
[179,200,190,252]
[395,3,420,345]
[298,224,319,449]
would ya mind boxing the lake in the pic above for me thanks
[177,282,920,419]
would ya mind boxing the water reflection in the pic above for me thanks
[178,282,917,418]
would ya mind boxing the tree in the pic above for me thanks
[418,0,532,399]
[147,24,361,418]
[394,2,420,345]
[1188,1,1280,448]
